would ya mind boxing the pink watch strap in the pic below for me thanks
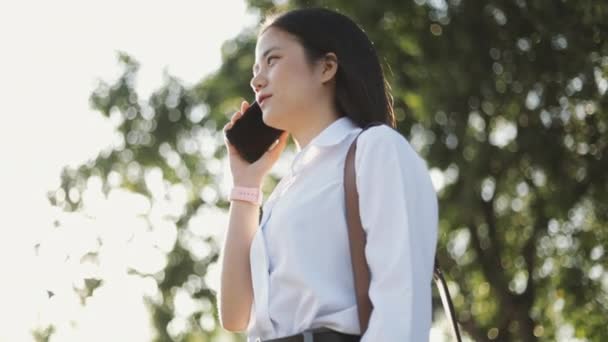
[230,186,263,205]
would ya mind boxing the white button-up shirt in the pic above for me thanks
[246,116,438,341]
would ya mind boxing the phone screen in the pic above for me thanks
[225,101,284,163]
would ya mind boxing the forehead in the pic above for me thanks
[255,27,296,58]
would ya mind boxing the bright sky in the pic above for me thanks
[0,1,258,340]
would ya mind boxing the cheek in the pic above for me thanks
[277,67,316,104]
[263,62,316,126]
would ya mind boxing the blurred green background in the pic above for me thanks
[38,0,608,341]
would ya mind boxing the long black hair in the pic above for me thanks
[259,7,396,129]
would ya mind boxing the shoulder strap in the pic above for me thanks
[343,122,462,341]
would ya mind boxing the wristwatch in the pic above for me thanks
[230,186,263,205]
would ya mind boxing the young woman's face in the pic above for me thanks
[250,27,326,132]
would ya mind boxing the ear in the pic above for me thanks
[319,52,338,84]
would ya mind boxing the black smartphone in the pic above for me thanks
[225,100,285,163]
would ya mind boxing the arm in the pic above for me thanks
[218,102,289,332]
[218,195,260,332]
[355,126,438,341]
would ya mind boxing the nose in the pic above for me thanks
[250,73,267,93]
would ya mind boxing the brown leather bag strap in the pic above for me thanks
[343,122,462,341]
[343,126,374,334]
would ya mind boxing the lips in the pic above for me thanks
[258,94,272,105]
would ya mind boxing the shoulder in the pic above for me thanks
[355,124,417,161]
[353,124,437,207]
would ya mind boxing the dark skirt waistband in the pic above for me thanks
[260,327,361,342]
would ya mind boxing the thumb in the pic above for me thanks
[267,131,289,153]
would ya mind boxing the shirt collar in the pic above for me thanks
[291,116,361,174]
[302,116,360,150]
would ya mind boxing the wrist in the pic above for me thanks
[229,185,263,205]
[232,178,262,188]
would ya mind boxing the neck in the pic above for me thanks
[292,110,341,152]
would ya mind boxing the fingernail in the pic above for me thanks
[268,139,279,151]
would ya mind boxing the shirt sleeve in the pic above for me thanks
[354,125,438,341]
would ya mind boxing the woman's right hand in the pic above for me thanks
[223,100,290,188]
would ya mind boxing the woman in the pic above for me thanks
[220,7,438,342]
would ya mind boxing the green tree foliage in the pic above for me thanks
[47,0,607,341]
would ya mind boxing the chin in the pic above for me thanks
[262,109,283,130]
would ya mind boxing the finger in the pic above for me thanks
[267,132,289,152]
[223,137,237,154]
[277,131,289,144]
[230,110,244,124]
[240,100,250,113]
[223,122,233,133]
[267,139,279,151]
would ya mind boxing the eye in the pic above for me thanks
[252,56,279,76]
[267,55,278,65]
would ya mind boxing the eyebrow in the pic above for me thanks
[252,46,281,74]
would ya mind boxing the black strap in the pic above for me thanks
[433,258,463,342]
